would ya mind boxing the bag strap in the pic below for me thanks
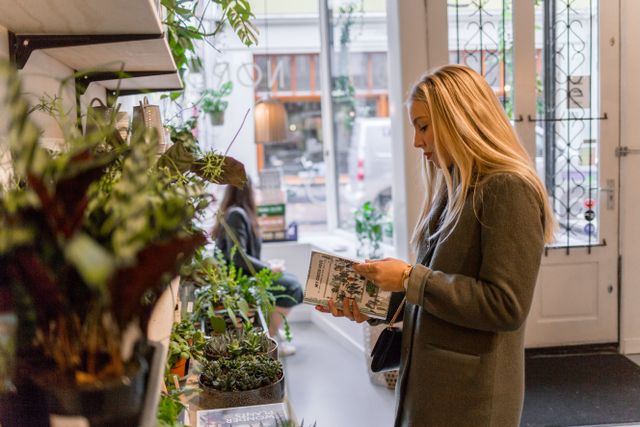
[89,97,106,107]
[387,296,406,329]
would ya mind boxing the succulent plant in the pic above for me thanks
[200,354,282,392]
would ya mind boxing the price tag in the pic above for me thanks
[50,415,90,427]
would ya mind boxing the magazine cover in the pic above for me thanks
[303,250,391,319]
[196,402,288,427]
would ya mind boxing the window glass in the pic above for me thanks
[535,0,600,247]
[447,1,514,116]
[327,0,393,239]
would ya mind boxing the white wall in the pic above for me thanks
[619,0,640,355]
[0,25,106,145]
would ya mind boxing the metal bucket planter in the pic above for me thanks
[197,372,285,409]
[209,111,225,126]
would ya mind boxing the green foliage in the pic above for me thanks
[157,118,247,189]
[219,0,258,47]
[162,0,258,81]
[200,81,233,115]
[156,389,187,427]
[200,354,282,392]
[204,323,274,360]
[354,201,384,259]
[166,319,206,370]
[0,63,207,382]
[188,249,284,333]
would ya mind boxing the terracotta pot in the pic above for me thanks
[170,357,188,378]
[197,372,285,409]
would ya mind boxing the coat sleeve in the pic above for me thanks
[222,210,271,274]
[405,174,545,332]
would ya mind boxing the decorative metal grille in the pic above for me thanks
[448,0,513,116]
[536,0,602,252]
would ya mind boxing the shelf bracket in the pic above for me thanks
[8,32,164,69]
[75,71,177,95]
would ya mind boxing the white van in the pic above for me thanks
[346,117,393,215]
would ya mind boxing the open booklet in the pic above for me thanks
[303,250,392,319]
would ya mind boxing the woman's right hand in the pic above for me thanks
[315,298,371,323]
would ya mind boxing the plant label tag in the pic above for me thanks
[50,415,90,427]
[187,301,194,313]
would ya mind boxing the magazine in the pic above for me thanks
[196,402,288,427]
[303,250,392,319]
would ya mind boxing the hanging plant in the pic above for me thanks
[162,0,258,100]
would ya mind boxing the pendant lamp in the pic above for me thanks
[254,0,288,144]
[255,95,288,143]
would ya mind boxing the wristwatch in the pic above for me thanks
[401,264,414,292]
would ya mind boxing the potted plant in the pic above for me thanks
[354,201,384,259]
[156,388,188,427]
[186,249,284,335]
[198,354,284,409]
[204,324,278,361]
[0,65,247,425]
[167,319,206,379]
[200,81,233,126]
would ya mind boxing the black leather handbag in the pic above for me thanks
[370,297,406,373]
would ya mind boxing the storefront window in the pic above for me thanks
[324,0,393,238]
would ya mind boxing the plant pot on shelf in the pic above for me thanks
[197,355,285,409]
[169,357,189,378]
[209,111,225,126]
[28,355,148,427]
[198,373,285,409]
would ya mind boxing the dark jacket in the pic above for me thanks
[215,206,303,308]
[395,173,545,427]
[215,206,270,274]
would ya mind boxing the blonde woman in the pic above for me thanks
[316,64,555,426]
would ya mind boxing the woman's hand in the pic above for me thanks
[315,298,370,323]
[353,257,410,292]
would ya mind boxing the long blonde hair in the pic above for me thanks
[408,64,555,248]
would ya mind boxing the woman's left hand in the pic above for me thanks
[353,258,411,293]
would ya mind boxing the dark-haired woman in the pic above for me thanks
[212,178,303,356]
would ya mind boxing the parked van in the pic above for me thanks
[347,117,393,215]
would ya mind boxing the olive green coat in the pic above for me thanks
[395,173,545,427]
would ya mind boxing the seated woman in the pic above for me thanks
[211,178,303,356]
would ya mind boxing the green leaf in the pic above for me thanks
[210,315,226,334]
[64,232,116,289]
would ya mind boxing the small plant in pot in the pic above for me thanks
[186,249,284,335]
[167,319,206,379]
[200,81,233,126]
[198,354,284,409]
[354,201,384,259]
[204,323,277,361]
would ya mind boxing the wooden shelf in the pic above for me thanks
[100,72,183,94]
[0,0,163,35]
[0,0,182,94]
[46,37,177,73]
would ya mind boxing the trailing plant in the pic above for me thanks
[162,0,258,97]
[200,354,282,392]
